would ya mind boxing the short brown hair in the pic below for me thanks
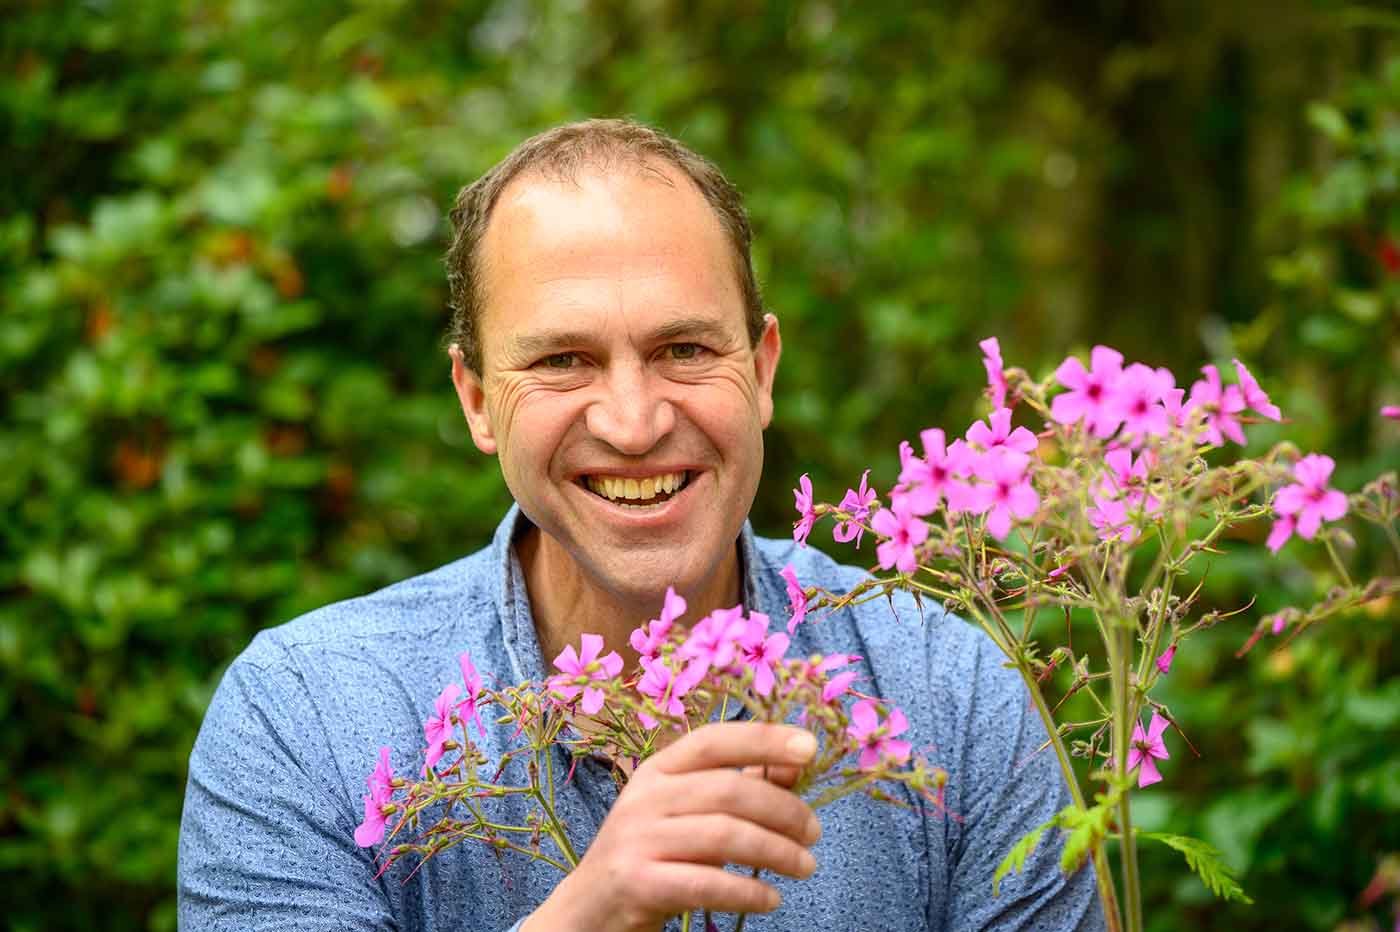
[444,118,764,373]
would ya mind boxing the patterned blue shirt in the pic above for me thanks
[178,506,1104,931]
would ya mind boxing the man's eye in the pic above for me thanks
[667,343,702,360]
[540,352,576,369]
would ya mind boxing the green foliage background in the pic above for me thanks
[2,2,1397,929]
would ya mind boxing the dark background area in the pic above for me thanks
[2,1,1398,929]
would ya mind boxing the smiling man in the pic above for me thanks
[178,119,1104,931]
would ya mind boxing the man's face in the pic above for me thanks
[452,163,781,610]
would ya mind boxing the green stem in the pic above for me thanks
[1113,624,1142,932]
[1016,662,1123,932]
[1323,537,1354,588]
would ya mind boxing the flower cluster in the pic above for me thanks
[785,337,1396,930]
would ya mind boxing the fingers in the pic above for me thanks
[649,722,817,776]
[641,862,783,916]
[740,762,803,788]
[653,814,818,879]
[662,770,820,845]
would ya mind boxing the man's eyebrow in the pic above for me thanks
[503,317,739,361]
[647,317,738,345]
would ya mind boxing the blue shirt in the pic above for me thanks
[178,507,1104,931]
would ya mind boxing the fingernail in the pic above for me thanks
[799,850,817,875]
[786,731,817,760]
[804,815,822,844]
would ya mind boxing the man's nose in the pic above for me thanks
[584,363,676,455]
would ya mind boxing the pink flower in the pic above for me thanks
[966,407,1038,455]
[896,429,970,516]
[629,586,686,662]
[1052,346,1125,438]
[846,699,912,770]
[1233,359,1282,422]
[968,449,1039,540]
[793,474,816,547]
[871,497,929,574]
[1383,405,1400,420]
[423,682,462,770]
[1127,712,1171,787]
[736,612,790,697]
[1097,447,1159,512]
[1087,493,1138,543]
[780,564,808,634]
[1111,364,1173,441]
[635,655,704,728]
[980,336,1008,409]
[354,747,395,847]
[456,651,486,738]
[1188,365,1247,446]
[1268,612,1290,635]
[549,633,624,715]
[1155,644,1177,675]
[679,606,747,676]
[1270,453,1348,548]
[832,470,877,548]
[1265,513,1297,553]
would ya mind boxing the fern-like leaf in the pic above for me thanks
[993,820,1052,896]
[1141,832,1253,904]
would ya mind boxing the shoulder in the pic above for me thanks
[235,545,499,677]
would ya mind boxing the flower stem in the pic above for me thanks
[1015,661,1122,932]
[1112,624,1142,932]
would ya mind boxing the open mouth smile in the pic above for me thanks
[579,470,692,509]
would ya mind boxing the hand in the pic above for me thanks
[522,721,823,932]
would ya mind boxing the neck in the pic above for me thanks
[518,527,744,673]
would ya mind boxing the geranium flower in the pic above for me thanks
[792,473,816,547]
[832,469,877,547]
[456,651,486,738]
[629,586,686,662]
[678,606,746,675]
[1111,363,1173,442]
[423,683,462,770]
[735,612,790,696]
[980,336,1008,409]
[1127,712,1171,787]
[1269,453,1348,550]
[846,699,912,770]
[354,746,395,847]
[871,497,929,574]
[1087,493,1138,543]
[549,633,624,715]
[635,655,703,728]
[966,407,1038,455]
[1188,365,1247,446]
[1382,405,1400,420]
[968,449,1039,540]
[1052,346,1125,438]
[1155,644,1177,675]
[896,429,970,516]
[1233,359,1282,422]
[780,564,808,634]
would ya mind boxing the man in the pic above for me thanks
[178,119,1103,931]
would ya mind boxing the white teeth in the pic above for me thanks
[585,471,688,502]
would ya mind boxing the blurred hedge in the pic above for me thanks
[1,2,1396,930]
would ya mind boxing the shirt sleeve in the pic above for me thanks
[935,628,1108,931]
[177,652,398,931]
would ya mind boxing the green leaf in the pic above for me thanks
[1306,103,1351,143]
[1141,832,1253,904]
[993,818,1052,896]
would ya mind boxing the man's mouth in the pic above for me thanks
[580,470,691,508]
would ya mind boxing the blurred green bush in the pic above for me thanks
[0,1,1395,929]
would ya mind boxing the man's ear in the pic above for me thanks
[753,313,782,430]
[450,344,498,455]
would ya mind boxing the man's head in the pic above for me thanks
[445,119,766,375]
[447,119,781,613]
